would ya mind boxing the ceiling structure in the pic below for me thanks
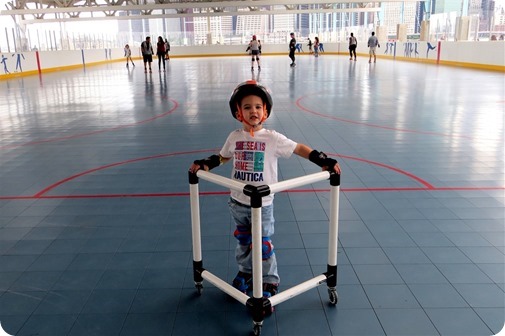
[0,0,420,24]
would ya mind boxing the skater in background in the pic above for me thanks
[367,32,380,63]
[349,33,357,61]
[124,44,135,67]
[288,32,296,67]
[189,80,341,299]
[164,38,170,61]
[156,36,166,72]
[307,38,313,54]
[248,35,261,71]
[140,36,154,73]
[313,37,320,57]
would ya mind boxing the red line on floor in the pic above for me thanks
[32,149,437,198]
[335,153,435,189]
[0,99,179,150]
[33,148,217,198]
[295,96,473,139]
[1,186,504,200]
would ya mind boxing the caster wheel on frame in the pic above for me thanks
[252,324,262,335]
[195,283,203,296]
[328,288,338,305]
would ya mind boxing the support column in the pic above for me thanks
[396,23,407,42]
[420,20,430,41]
[455,16,470,41]
[375,26,388,44]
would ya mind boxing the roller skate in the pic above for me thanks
[232,271,252,293]
[263,283,279,313]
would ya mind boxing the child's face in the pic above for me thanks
[239,95,266,127]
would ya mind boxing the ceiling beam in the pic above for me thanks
[18,6,380,23]
[1,0,416,15]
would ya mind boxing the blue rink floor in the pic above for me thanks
[0,54,503,336]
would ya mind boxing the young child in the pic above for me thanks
[124,44,134,67]
[189,80,341,298]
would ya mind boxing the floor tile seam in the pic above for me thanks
[344,261,389,336]
[364,235,466,335]
[473,263,505,287]
[455,244,505,271]
[433,262,501,284]
[476,233,505,250]
[356,235,447,334]
[2,288,49,335]
[116,266,157,336]
[428,262,498,334]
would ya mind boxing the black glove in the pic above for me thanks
[194,155,220,171]
[309,150,338,173]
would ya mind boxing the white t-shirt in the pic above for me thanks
[220,128,297,206]
[250,40,260,51]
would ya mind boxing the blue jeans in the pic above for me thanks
[228,198,279,284]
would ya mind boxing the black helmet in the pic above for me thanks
[229,80,273,120]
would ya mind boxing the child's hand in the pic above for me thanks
[331,162,342,175]
[189,163,206,173]
[190,155,222,173]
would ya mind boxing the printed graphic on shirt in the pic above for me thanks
[233,141,265,182]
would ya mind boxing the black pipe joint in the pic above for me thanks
[193,260,204,283]
[188,171,199,185]
[324,265,338,288]
[243,184,271,208]
[329,172,340,187]
[247,297,272,321]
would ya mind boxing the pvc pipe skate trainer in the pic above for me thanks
[188,170,341,336]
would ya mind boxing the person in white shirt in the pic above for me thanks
[124,44,135,67]
[248,35,261,71]
[140,36,154,73]
[349,33,357,61]
[189,80,341,299]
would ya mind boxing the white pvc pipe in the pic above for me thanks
[197,170,246,193]
[268,274,327,307]
[190,183,202,262]
[328,185,340,266]
[202,270,250,305]
[268,171,330,194]
[251,206,263,299]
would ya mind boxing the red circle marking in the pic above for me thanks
[34,150,434,197]
[296,96,473,139]
[0,98,179,150]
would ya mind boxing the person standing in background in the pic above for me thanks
[289,32,296,67]
[349,33,357,61]
[141,36,154,73]
[156,36,166,72]
[124,44,135,68]
[249,35,261,71]
[164,38,171,61]
[367,32,380,63]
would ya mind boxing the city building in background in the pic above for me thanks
[0,0,504,52]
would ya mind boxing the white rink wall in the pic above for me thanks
[0,41,503,79]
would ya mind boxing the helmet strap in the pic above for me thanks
[236,104,259,137]
[261,103,268,122]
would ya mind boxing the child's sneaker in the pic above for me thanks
[232,271,252,293]
[262,283,279,298]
